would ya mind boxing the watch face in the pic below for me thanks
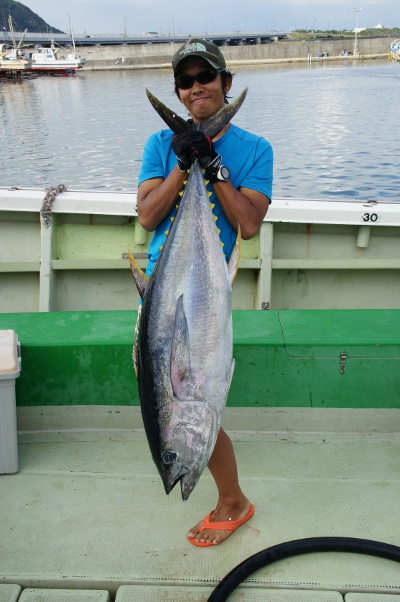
[220,166,230,180]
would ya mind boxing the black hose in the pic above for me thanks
[207,536,400,602]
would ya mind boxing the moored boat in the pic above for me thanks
[27,42,86,73]
[0,18,31,78]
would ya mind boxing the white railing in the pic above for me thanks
[1,188,400,313]
[1,187,399,225]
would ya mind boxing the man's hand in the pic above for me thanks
[172,131,219,171]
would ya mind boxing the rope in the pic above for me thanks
[40,184,67,227]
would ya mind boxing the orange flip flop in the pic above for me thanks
[188,503,255,547]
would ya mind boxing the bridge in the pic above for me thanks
[0,30,287,48]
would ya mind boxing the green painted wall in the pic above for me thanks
[0,310,399,409]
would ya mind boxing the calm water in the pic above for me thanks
[1,61,399,200]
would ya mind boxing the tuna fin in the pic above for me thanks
[146,89,189,134]
[227,225,242,286]
[170,295,192,400]
[128,246,148,299]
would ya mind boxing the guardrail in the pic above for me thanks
[0,30,287,47]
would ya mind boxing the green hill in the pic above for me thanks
[0,0,63,34]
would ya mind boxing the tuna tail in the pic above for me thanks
[145,88,248,137]
[145,89,188,134]
[200,88,248,139]
[128,246,148,299]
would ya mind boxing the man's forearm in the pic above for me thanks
[213,181,270,240]
[137,167,187,231]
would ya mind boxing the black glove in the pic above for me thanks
[172,130,220,172]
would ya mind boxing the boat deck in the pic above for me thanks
[1,407,400,601]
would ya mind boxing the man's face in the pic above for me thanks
[176,57,231,124]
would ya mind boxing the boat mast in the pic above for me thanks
[8,15,17,53]
[68,14,76,53]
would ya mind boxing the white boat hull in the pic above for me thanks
[28,45,86,72]
[30,64,84,71]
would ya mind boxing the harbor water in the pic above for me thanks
[0,60,399,201]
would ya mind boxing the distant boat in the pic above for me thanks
[0,15,30,74]
[1,14,85,76]
[28,42,86,73]
[0,39,31,78]
[0,43,19,60]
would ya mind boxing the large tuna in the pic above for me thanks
[129,89,246,500]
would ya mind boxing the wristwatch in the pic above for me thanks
[206,155,230,183]
[215,165,230,182]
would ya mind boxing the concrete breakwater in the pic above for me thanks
[79,37,393,70]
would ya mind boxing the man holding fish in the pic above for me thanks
[136,39,273,547]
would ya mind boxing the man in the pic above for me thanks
[137,38,273,546]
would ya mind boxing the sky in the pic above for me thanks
[18,0,398,35]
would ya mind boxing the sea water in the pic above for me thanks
[0,60,399,201]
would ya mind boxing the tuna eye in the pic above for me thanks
[162,451,177,466]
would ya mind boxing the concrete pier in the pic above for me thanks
[79,37,392,70]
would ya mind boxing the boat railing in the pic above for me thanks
[1,187,400,313]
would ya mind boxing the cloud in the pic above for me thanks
[22,0,398,34]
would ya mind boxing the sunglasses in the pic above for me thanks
[175,69,225,90]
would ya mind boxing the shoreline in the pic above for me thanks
[82,53,389,72]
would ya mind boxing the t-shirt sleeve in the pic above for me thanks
[240,138,274,202]
[138,132,165,185]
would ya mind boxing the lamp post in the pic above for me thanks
[353,7,363,56]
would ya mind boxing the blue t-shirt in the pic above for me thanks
[138,123,273,276]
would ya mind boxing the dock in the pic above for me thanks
[0,58,31,78]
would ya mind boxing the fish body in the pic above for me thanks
[130,91,246,500]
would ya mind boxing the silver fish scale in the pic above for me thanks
[149,163,233,406]
[143,161,235,498]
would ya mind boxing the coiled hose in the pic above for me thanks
[207,536,400,602]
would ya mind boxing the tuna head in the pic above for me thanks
[158,401,219,501]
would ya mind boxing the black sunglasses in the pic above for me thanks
[175,69,225,90]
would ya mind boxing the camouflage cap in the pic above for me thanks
[172,38,226,74]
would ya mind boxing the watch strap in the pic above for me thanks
[205,155,230,183]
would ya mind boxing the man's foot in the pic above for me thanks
[187,502,254,547]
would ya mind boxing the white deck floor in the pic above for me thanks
[1,407,400,601]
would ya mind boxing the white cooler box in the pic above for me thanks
[0,330,21,474]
